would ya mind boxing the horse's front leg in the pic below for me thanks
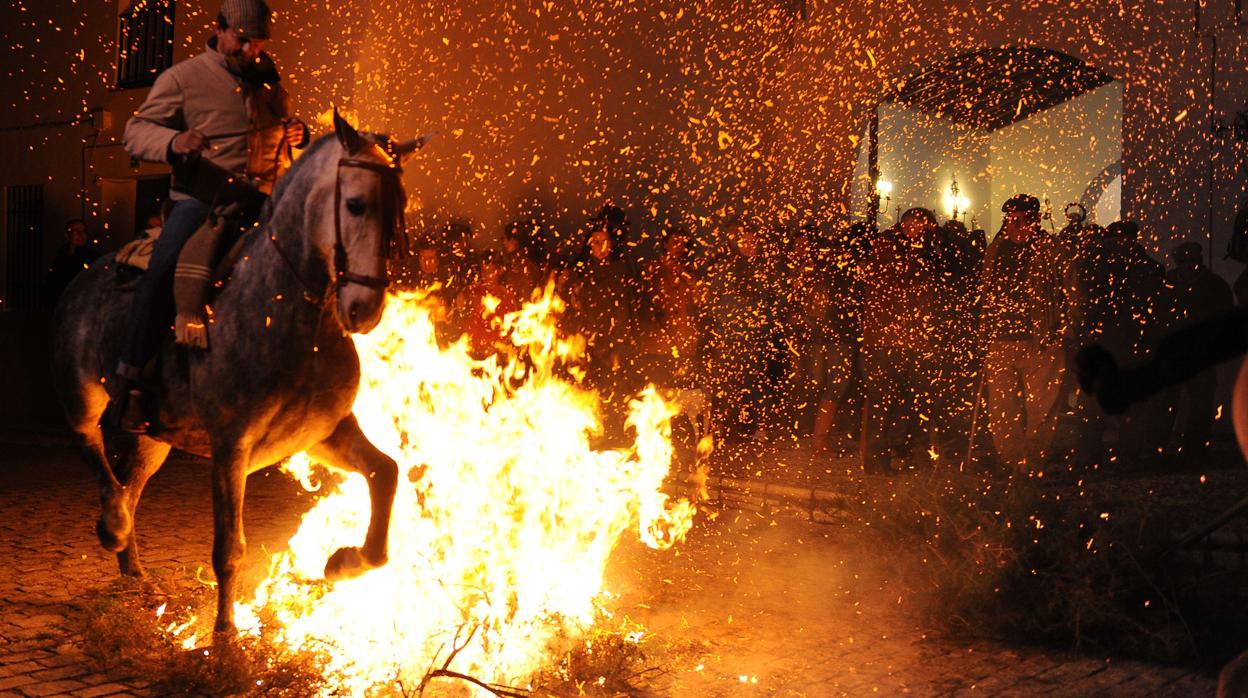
[210,439,250,634]
[308,414,398,581]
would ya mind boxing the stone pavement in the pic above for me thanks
[0,431,310,698]
[0,429,1217,696]
[609,511,1216,696]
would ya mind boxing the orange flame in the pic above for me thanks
[233,283,697,694]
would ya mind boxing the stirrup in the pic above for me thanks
[120,389,150,434]
[105,388,149,435]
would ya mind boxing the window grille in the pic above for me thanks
[116,0,175,90]
[4,184,45,311]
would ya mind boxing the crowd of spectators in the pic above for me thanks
[45,191,1229,473]
[398,194,1240,474]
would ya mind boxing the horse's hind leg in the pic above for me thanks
[111,435,171,577]
[308,413,398,581]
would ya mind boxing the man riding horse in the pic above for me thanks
[109,0,309,433]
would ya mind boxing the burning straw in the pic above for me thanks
[224,283,699,695]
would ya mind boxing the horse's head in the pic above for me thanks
[317,111,425,334]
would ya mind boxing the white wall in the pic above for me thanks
[987,82,1123,233]
[851,85,1123,236]
[856,104,992,229]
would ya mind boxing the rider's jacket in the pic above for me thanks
[123,36,304,201]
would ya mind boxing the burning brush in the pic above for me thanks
[171,282,704,695]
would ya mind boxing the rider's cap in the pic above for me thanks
[219,0,272,40]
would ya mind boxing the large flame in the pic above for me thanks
[234,283,697,694]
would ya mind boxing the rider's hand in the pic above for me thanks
[171,129,208,156]
[284,120,308,147]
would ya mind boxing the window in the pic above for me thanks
[4,185,45,311]
[116,0,176,90]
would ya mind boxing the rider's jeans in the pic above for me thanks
[118,198,210,376]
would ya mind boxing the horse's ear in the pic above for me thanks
[333,108,365,155]
[393,131,437,163]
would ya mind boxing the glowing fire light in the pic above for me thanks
[230,283,698,694]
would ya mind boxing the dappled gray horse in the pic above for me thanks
[52,113,421,634]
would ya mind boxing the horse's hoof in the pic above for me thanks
[95,516,129,554]
[212,621,238,640]
[324,546,371,581]
[118,558,147,578]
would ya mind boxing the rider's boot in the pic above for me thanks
[103,364,150,435]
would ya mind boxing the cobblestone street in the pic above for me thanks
[0,429,1217,696]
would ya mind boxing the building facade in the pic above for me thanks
[2,0,1247,309]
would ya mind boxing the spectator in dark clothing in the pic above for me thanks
[704,217,786,441]
[929,219,985,459]
[939,220,985,276]
[858,208,943,472]
[1076,227,1164,399]
[637,226,705,387]
[1065,220,1168,466]
[405,237,461,343]
[566,212,641,402]
[1058,222,1097,259]
[980,195,1068,474]
[411,242,444,289]
[1161,242,1233,458]
[844,221,877,267]
[785,226,859,450]
[1056,203,1092,256]
[501,220,541,302]
[45,219,100,308]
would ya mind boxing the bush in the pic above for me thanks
[66,568,329,697]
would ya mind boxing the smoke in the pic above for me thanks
[605,510,928,690]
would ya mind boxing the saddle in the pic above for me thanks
[115,201,257,349]
[115,227,160,272]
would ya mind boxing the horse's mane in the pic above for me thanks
[259,134,339,230]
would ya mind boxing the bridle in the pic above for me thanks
[271,151,407,304]
[331,156,406,291]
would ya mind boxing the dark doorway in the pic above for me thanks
[135,175,171,232]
